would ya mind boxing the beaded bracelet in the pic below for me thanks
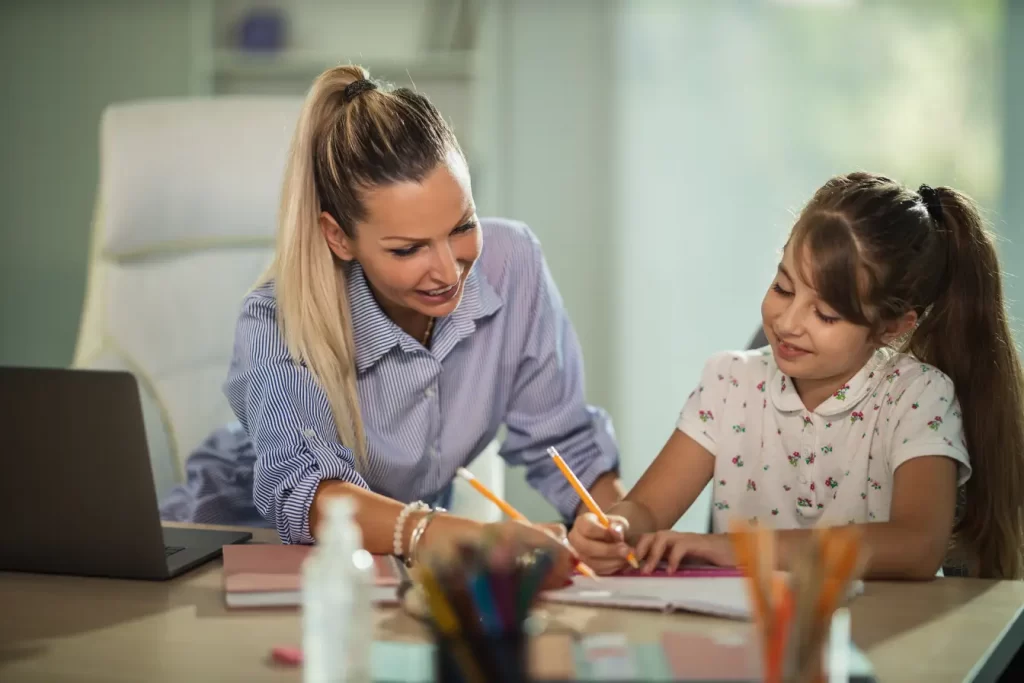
[393,501,429,559]
[407,507,446,567]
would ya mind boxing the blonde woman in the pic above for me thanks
[161,66,623,578]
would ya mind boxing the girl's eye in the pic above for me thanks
[452,220,478,234]
[816,310,841,324]
[772,282,792,296]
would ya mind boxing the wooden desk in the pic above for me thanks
[2,525,1023,682]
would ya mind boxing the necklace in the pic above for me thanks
[421,317,435,347]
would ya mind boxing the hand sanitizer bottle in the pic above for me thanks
[302,496,374,683]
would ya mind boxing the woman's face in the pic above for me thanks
[322,151,481,325]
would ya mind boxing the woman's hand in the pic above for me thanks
[482,520,576,590]
[568,512,633,575]
[635,531,735,573]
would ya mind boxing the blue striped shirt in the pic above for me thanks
[165,219,620,544]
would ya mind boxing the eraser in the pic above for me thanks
[270,646,303,666]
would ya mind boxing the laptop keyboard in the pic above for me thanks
[164,545,185,557]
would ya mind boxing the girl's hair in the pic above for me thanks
[789,171,1024,579]
[262,64,461,468]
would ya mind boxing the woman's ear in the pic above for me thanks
[319,212,355,261]
[880,310,919,347]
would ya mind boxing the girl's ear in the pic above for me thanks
[320,212,355,261]
[880,310,919,346]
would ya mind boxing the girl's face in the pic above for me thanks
[321,151,482,326]
[760,242,877,399]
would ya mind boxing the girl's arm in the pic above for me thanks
[777,455,957,579]
[634,455,958,580]
[568,429,714,573]
[610,429,715,542]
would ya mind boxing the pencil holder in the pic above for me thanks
[433,628,529,683]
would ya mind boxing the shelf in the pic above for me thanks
[208,49,475,82]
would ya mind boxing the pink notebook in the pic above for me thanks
[617,563,743,578]
[573,562,743,578]
[222,544,401,608]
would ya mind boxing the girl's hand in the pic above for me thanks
[568,512,632,575]
[635,531,736,574]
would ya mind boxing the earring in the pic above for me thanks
[886,329,914,352]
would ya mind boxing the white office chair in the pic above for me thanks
[73,97,503,522]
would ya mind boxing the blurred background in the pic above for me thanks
[1,0,1021,531]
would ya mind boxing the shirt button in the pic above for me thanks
[303,429,316,439]
[799,475,808,485]
[425,386,435,398]
[430,446,439,457]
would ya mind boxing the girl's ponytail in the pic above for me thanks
[910,186,1024,579]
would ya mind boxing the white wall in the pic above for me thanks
[612,4,787,531]
[479,0,616,522]
[0,1,194,367]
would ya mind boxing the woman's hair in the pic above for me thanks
[788,171,1024,579]
[263,64,461,468]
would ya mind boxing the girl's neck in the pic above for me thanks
[791,349,878,412]
[792,375,850,412]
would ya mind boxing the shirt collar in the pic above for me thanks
[768,348,893,416]
[347,261,503,373]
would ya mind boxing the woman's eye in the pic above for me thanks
[389,245,421,257]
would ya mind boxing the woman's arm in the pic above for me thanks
[497,233,623,520]
[310,481,481,553]
[228,289,476,552]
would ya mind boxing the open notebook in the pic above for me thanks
[546,567,864,620]
[222,544,402,608]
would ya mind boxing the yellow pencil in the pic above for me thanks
[546,447,641,570]
[455,467,599,580]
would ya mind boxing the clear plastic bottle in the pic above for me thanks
[302,496,374,683]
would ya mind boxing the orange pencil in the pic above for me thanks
[546,447,641,571]
[455,467,599,580]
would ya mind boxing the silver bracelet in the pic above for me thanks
[393,501,429,558]
[407,507,446,568]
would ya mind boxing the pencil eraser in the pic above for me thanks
[271,646,303,666]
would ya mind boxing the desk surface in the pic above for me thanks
[2,525,1023,683]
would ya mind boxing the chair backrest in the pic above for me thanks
[73,97,302,497]
[73,96,504,520]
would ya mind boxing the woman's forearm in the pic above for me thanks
[311,480,482,555]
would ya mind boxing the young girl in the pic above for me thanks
[570,172,1024,580]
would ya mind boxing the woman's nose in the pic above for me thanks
[432,243,459,283]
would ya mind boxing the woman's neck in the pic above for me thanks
[366,285,432,344]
